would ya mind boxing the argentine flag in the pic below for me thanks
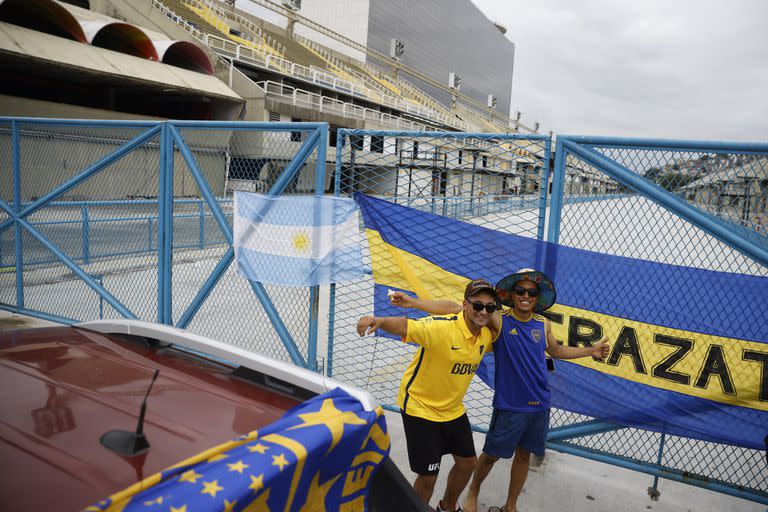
[234,192,366,287]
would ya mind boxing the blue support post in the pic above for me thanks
[547,137,566,244]
[163,124,174,324]
[81,204,90,264]
[307,125,329,372]
[327,131,347,377]
[157,123,168,324]
[648,433,666,500]
[536,137,552,240]
[12,120,23,310]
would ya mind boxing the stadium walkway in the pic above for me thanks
[0,310,761,512]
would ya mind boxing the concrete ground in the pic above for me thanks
[1,310,764,512]
[383,409,764,512]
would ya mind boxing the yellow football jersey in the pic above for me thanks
[397,313,494,421]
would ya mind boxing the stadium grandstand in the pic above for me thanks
[0,0,529,130]
[0,0,548,198]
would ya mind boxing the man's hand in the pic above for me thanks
[592,340,610,361]
[389,291,417,308]
[357,316,382,337]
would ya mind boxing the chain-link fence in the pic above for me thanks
[0,118,328,366]
[548,137,768,499]
[329,129,552,431]
[2,119,766,503]
[329,129,768,504]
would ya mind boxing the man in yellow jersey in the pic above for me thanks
[391,269,610,512]
[357,279,499,512]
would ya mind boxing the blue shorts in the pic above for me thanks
[482,408,550,458]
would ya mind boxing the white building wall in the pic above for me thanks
[238,1,288,28]
[292,0,370,62]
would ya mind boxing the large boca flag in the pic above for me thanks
[355,192,768,450]
[87,388,390,511]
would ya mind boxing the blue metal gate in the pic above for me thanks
[0,117,328,368]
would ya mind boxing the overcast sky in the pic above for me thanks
[471,0,768,141]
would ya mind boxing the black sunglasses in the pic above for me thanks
[513,285,540,297]
[469,301,497,313]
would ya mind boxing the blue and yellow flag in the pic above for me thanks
[87,387,390,512]
[355,193,768,450]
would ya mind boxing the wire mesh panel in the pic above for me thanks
[330,130,551,428]
[171,124,324,364]
[0,118,327,369]
[10,121,161,321]
[551,140,768,496]
[0,121,15,306]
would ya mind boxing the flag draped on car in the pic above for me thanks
[354,192,768,451]
[234,192,366,287]
[87,387,390,512]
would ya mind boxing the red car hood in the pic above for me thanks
[0,326,300,510]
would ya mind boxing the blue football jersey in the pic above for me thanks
[493,311,550,411]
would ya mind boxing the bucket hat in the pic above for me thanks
[495,268,556,312]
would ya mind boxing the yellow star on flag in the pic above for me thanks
[170,506,187,512]
[272,453,290,471]
[289,398,367,452]
[248,443,269,454]
[249,474,264,493]
[228,460,249,474]
[298,472,342,512]
[144,496,164,505]
[224,499,237,512]
[178,470,202,484]
[201,480,224,498]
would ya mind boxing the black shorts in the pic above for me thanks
[400,411,476,475]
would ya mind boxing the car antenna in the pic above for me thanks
[100,369,159,457]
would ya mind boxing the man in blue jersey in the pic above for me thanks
[390,269,609,512]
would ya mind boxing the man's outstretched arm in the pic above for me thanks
[544,319,609,360]
[356,315,408,338]
[390,291,502,339]
[389,291,461,315]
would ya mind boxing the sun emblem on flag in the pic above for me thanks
[292,232,310,254]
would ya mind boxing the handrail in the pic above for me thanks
[211,0,528,131]
[256,80,426,131]
[192,0,479,130]
[146,0,480,131]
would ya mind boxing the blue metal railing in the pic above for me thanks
[0,199,232,268]
[0,117,329,372]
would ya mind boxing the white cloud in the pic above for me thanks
[472,0,768,140]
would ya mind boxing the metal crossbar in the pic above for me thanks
[1,118,766,504]
[0,117,327,368]
[329,128,768,505]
